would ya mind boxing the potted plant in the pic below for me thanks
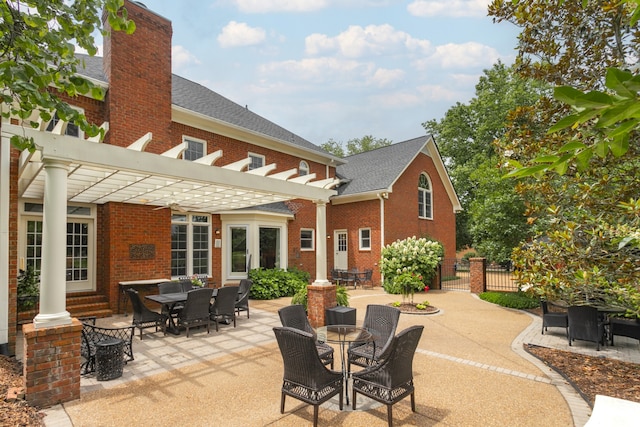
[17,265,40,311]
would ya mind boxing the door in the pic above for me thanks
[334,230,348,270]
[229,225,248,277]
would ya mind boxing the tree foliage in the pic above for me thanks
[423,62,543,257]
[0,0,135,151]
[321,135,392,157]
[490,0,640,313]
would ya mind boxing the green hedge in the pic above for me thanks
[248,267,310,300]
[478,291,539,310]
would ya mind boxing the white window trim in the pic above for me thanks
[248,152,265,170]
[45,106,85,139]
[182,135,207,161]
[418,173,433,220]
[300,228,315,251]
[299,160,309,176]
[359,228,371,251]
[171,212,212,279]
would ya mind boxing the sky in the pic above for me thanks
[113,0,520,147]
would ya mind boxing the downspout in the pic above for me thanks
[0,119,10,352]
[377,192,388,285]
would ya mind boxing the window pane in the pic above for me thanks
[26,220,43,274]
[260,227,280,269]
[231,227,247,273]
[300,229,313,250]
[171,224,188,276]
[66,221,88,282]
[184,139,204,160]
[192,225,209,275]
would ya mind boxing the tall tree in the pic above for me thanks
[0,0,135,151]
[423,62,544,257]
[321,135,392,157]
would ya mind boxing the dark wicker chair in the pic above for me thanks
[348,304,400,372]
[235,279,252,318]
[278,304,334,369]
[568,305,605,351]
[210,286,238,331]
[351,325,424,427]
[126,289,168,340]
[273,326,343,427]
[359,269,374,288]
[175,287,214,337]
[541,300,568,337]
[158,281,184,319]
[610,317,640,345]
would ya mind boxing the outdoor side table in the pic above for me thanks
[326,306,356,325]
[95,338,124,381]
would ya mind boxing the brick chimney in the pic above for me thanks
[102,0,173,152]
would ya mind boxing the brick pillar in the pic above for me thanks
[307,284,337,328]
[23,319,82,408]
[469,257,487,294]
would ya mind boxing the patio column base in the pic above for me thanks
[307,284,337,328]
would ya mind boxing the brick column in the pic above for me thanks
[469,257,487,294]
[307,284,337,328]
[23,319,82,408]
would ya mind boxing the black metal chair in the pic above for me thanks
[359,269,374,288]
[278,304,334,369]
[351,325,424,427]
[541,300,568,337]
[609,317,640,345]
[175,287,214,337]
[568,305,606,350]
[158,281,184,319]
[273,326,343,427]
[339,269,356,288]
[348,304,400,372]
[235,279,252,318]
[210,286,238,331]
[125,289,168,340]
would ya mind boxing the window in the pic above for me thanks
[300,229,314,251]
[259,227,280,269]
[248,153,265,170]
[183,137,205,161]
[46,111,81,137]
[359,228,371,250]
[418,173,433,219]
[299,161,309,176]
[171,213,211,277]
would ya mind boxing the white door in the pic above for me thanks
[334,230,348,270]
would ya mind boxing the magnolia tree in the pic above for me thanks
[380,236,444,299]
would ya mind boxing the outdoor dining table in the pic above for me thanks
[315,324,378,405]
[146,289,219,335]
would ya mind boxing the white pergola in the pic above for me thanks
[1,121,338,330]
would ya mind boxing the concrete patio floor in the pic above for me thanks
[32,288,640,427]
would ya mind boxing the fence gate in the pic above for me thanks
[439,259,469,291]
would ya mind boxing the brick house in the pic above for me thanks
[0,1,460,355]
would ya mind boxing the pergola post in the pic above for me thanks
[308,201,335,327]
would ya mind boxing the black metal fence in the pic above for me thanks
[438,259,519,292]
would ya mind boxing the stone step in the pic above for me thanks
[17,293,114,325]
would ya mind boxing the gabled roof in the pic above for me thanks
[75,54,339,160]
[334,135,462,212]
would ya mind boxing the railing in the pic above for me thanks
[486,262,518,292]
[438,258,519,292]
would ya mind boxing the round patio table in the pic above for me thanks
[315,324,378,405]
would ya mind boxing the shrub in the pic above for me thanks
[17,266,40,311]
[380,236,443,294]
[479,291,539,310]
[248,268,308,300]
[292,284,349,311]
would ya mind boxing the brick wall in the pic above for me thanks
[469,258,487,294]
[307,284,337,327]
[22,320,82,408]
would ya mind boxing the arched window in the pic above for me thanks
[418,173,432,219]
[299,160,309,176]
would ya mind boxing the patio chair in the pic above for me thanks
[158,281,184,319]
[235,279,253,318]
[175,287,214,337]
[126,289,168,340]
[541,300,568,337]
[179,278,193,292]
[348,304,400,373]
[273,326,343,427]
[609,317,640,345]
[339,269,356,288]
[568,305,606,351]
[351,325,424,427]
[358,269,374,288]
[278,304,334,369]
[80,320,135,375]
[209,285,238,331]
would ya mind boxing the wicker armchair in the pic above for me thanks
[235,279,252,318]
[175,287,214,337]
[158,281,184,319]
[541,300,568,337]
[278,304,334,369]
[351,325,424,426]
[126,289,168,339]
[273,326,343,427]
[209,286,238,331]
[348,304,400,372]
[568,305,606,351]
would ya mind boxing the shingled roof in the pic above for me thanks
[75,54,332,157]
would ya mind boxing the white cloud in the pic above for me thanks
[217,21,266,48]
[258,57,364,83]
[172,46,201,71]
[407,0,491,18]
[305,24,431,58]
[368,68,405,87]
[428,42,499,69]
[232,0,328,13]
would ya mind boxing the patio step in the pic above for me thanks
[17,294,113,325]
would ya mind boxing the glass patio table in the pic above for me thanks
[315,324,378,405]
